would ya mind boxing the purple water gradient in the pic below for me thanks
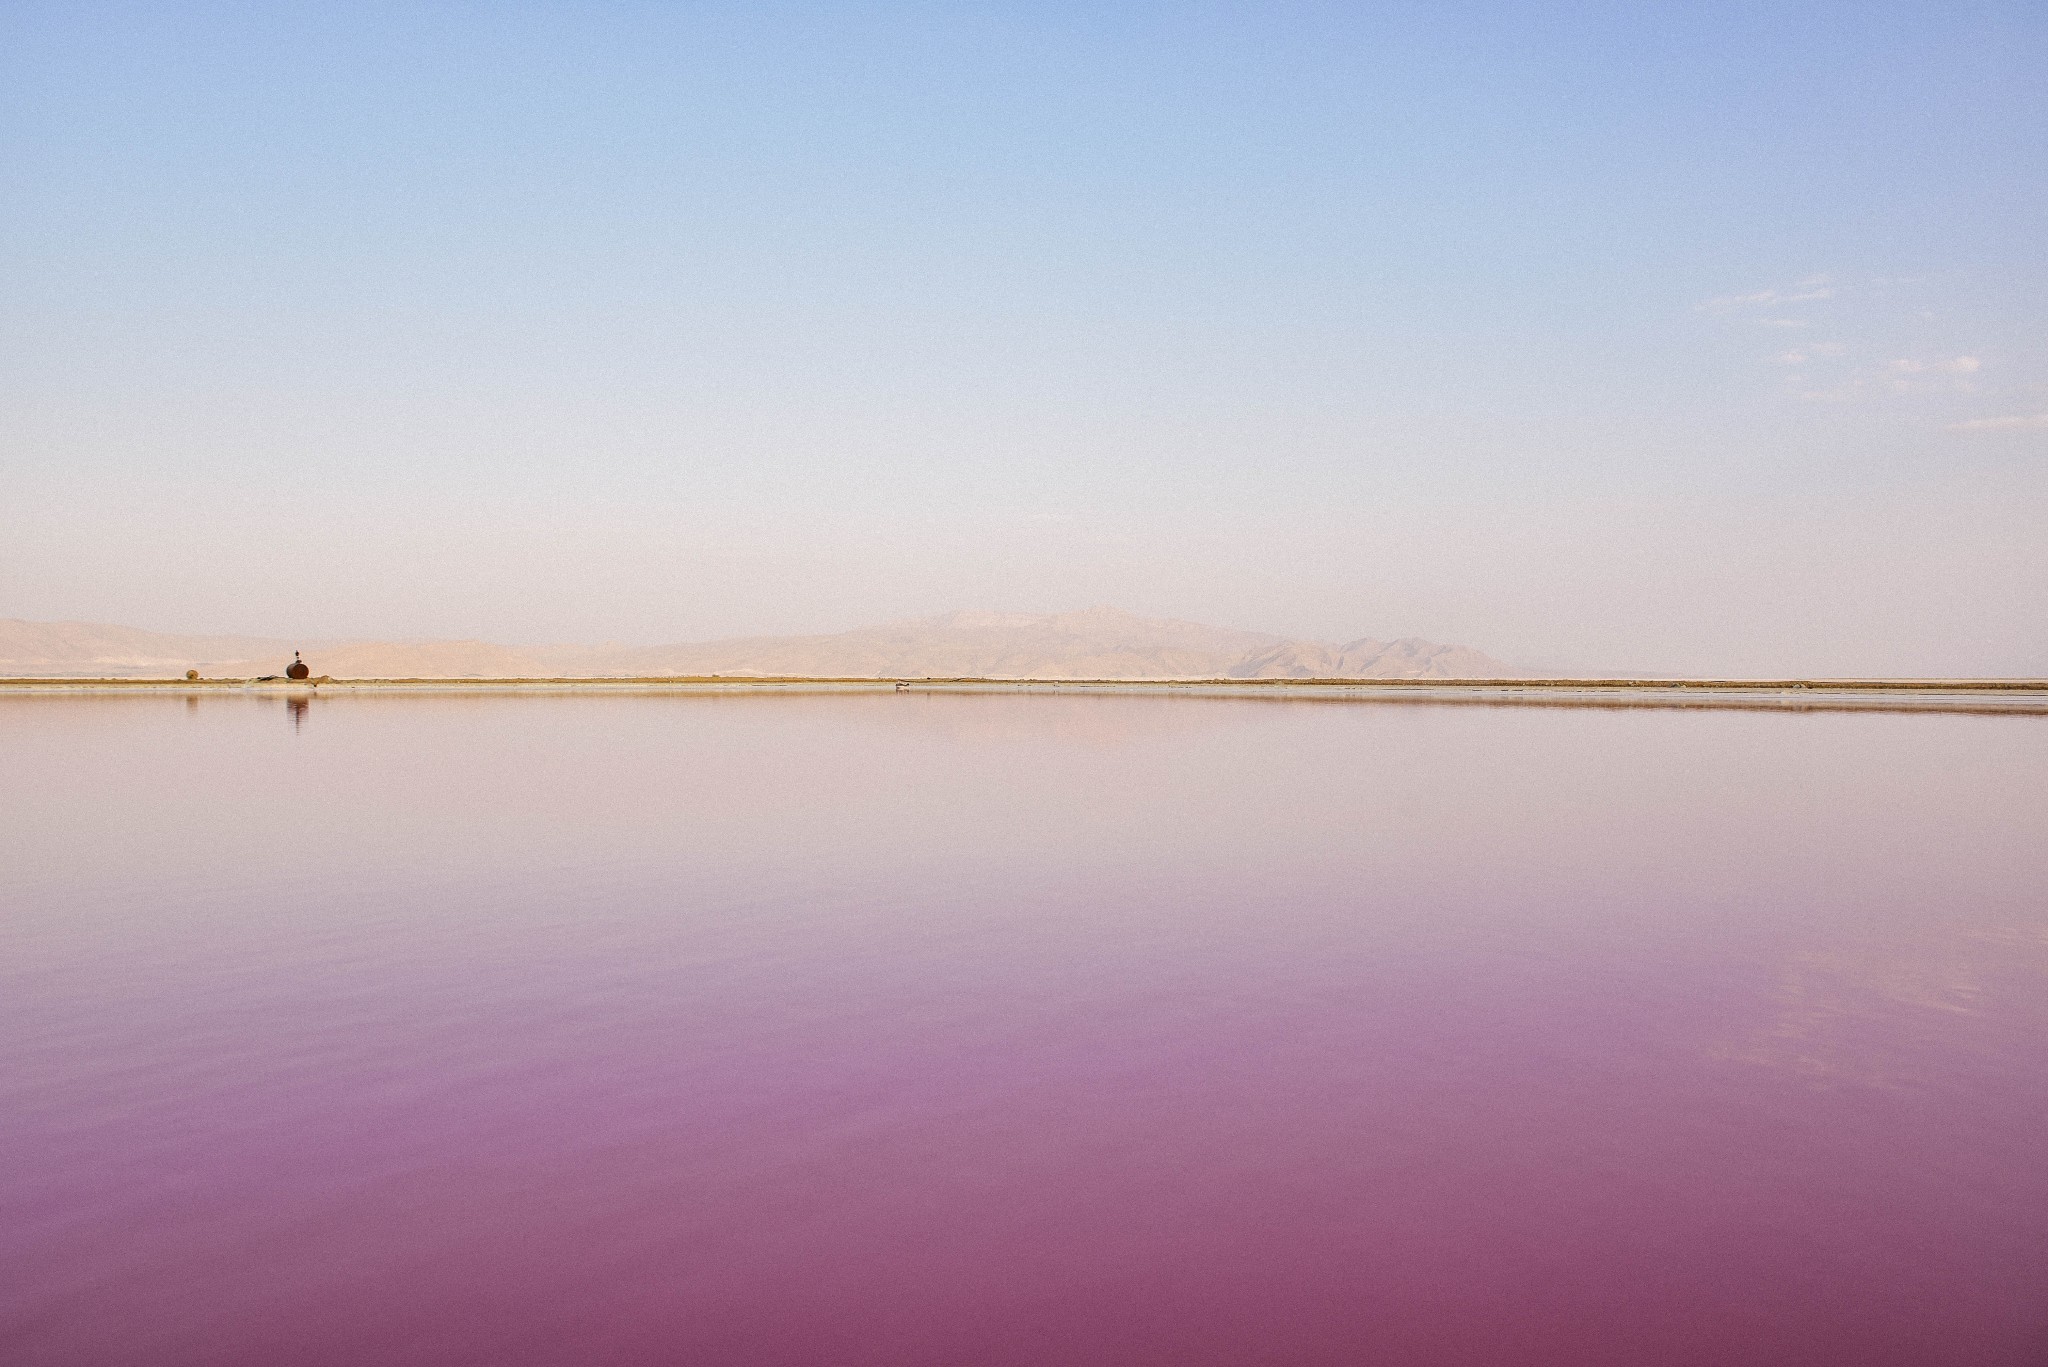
[3,693,2045,1365]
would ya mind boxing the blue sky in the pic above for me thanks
[3,2,2044,672]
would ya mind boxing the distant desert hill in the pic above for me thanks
[0,620,298,677]
[0,609,1522,680]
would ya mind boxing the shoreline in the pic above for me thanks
[3,675,2045,714]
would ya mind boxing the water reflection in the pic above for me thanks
[1715,921,2048,1090]
[1,696,2043,1365]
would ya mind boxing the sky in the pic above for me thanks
[2,1,2044,675]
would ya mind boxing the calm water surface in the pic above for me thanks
[3,693,2045,1365]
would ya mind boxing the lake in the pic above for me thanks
[3,691,2044,1365]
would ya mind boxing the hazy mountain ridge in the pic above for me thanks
[0,620,295,672]
[0,610,1523,680]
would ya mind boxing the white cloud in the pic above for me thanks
[1699,276,1836,315]
[1950,413,2048,432]
[1775,350,1808,365]
[1883,357,1984,395]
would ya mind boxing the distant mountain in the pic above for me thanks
[615,609,1307,679]
[0,609,1522,680]
[0,620,298,677]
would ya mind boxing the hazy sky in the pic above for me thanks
[3,2,2044,674]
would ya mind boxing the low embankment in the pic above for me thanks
[3,675,2044,714]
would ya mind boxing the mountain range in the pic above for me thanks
[0,609,1522,680]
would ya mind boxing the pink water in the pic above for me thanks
[3,692,2045,1365]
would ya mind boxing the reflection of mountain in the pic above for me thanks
[0,608,1522,680]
